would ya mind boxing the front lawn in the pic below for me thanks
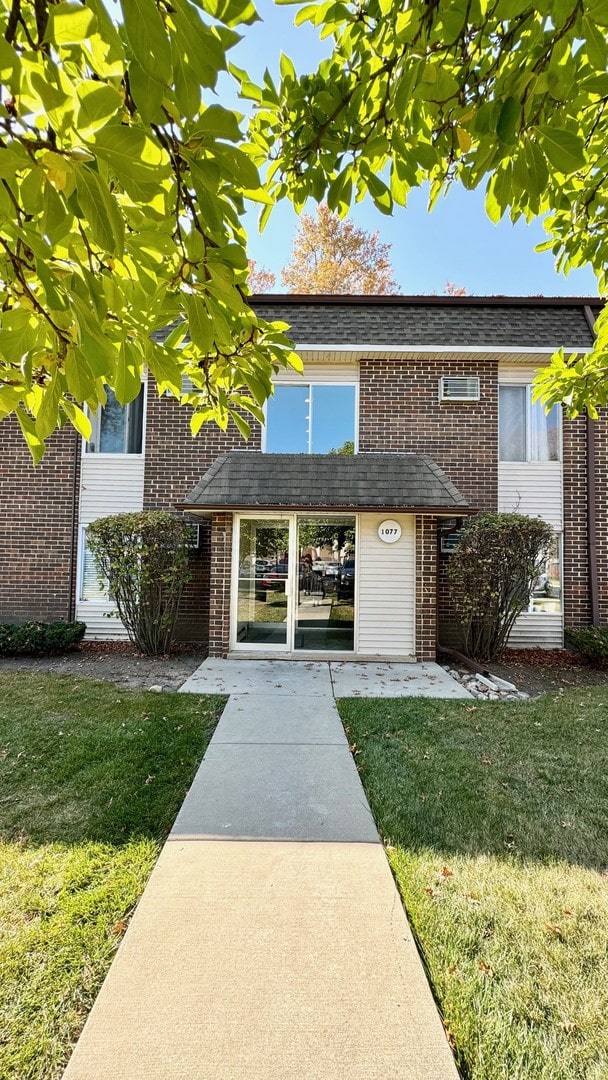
[0,673,224,1080]
[339,688,608,1080]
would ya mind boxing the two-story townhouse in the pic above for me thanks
[1,295,606,661]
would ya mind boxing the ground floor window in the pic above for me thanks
[235,515,356,651]
[530,534,562,613]
[79,529,108,602]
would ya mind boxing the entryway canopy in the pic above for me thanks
[177,452,470,514]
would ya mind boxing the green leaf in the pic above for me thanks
[536,127,586,174]
[196,0,260,28]
[523,140,549,199]
[77,82,123,131]
[496,97,521,145]
[120,0,172,84]
[60,399,93,439]
[65,346,96,402]
[128,60,165,124]
[35,372,63,440]
[46,2,97,44]
[115,340,143,405]
[196,105,242,142]
[16,407,45,466]
[186,295,214,353]
[583,16,608,69]
[75,165,125,257]
[91,126,170,199]
[231,409,251,439]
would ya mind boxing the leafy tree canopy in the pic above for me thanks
[2,0,608,464]
[280,203,397,293]
[0,0,302,462]
[253,0,608,415]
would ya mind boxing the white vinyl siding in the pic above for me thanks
[76,455,145,639]
[271,363,359,385]
[506,613,563,649]
[498,463,563,530]
[498,365,563,648]
[356,514,415,656]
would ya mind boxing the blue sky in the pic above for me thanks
[229,1,599,298]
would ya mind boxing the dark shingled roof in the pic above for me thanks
[179,452,469,513]
[251,295,601,349]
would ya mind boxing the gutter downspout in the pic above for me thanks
[67,428,80,622]
[583,305,600,626]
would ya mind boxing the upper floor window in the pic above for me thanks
[265,384,356,454]
[86,386,144,454]
[499,385,560,462]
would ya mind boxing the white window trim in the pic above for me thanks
[84,381,147,457]
[498,383,562,464]
[261,381,359,454]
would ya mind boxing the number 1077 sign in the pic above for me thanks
[378,520,402,544]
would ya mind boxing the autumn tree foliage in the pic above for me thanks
[248,260,276,293]
[280,206,398,294]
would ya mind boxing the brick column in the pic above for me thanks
[562,414,591,627]
[415,515,437,661]
[208,512,233,657]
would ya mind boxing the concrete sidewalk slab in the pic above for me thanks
[330,660,473,698]
[63,840,459,1080]
[171,741,378,842]
[179,658,333,696]
[212,694,348,745]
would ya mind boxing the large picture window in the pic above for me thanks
[499,385,560,462]
[86,386,145,454]
[265,384,356,454]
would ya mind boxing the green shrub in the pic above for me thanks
[565,626,608,667]
[87,511,191,656]
[447,512,554,661]
[0,621,86,656]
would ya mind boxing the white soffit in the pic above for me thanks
[296,345,586,365]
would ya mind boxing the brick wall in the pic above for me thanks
[595,410,608,627]
[562,414,591,628]
[358,357,498,508]
[208,512,233,656]
[142,379,259,641]
[360,358,498,646]
[0,418,81,623]
[415,515,437,660]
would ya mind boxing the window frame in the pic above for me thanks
[498,383,561,464]
[261,380,359,454]
[85,382,147,456]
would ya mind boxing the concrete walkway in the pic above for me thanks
[63,661,466,1079]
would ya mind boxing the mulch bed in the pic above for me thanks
[487,648,608,697]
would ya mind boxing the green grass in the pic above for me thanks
[0,673,224,1080]
[338,688,608,1080]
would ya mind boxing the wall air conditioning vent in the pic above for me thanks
[439,376,480,402]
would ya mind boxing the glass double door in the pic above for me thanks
[234,515,356,652]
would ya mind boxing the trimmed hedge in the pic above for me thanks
[0,621,86,657]
[565,626,608,668]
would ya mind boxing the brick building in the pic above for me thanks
[1,295,605,661]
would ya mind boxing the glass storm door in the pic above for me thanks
[295,516,355,651]
[234,518,291,648]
